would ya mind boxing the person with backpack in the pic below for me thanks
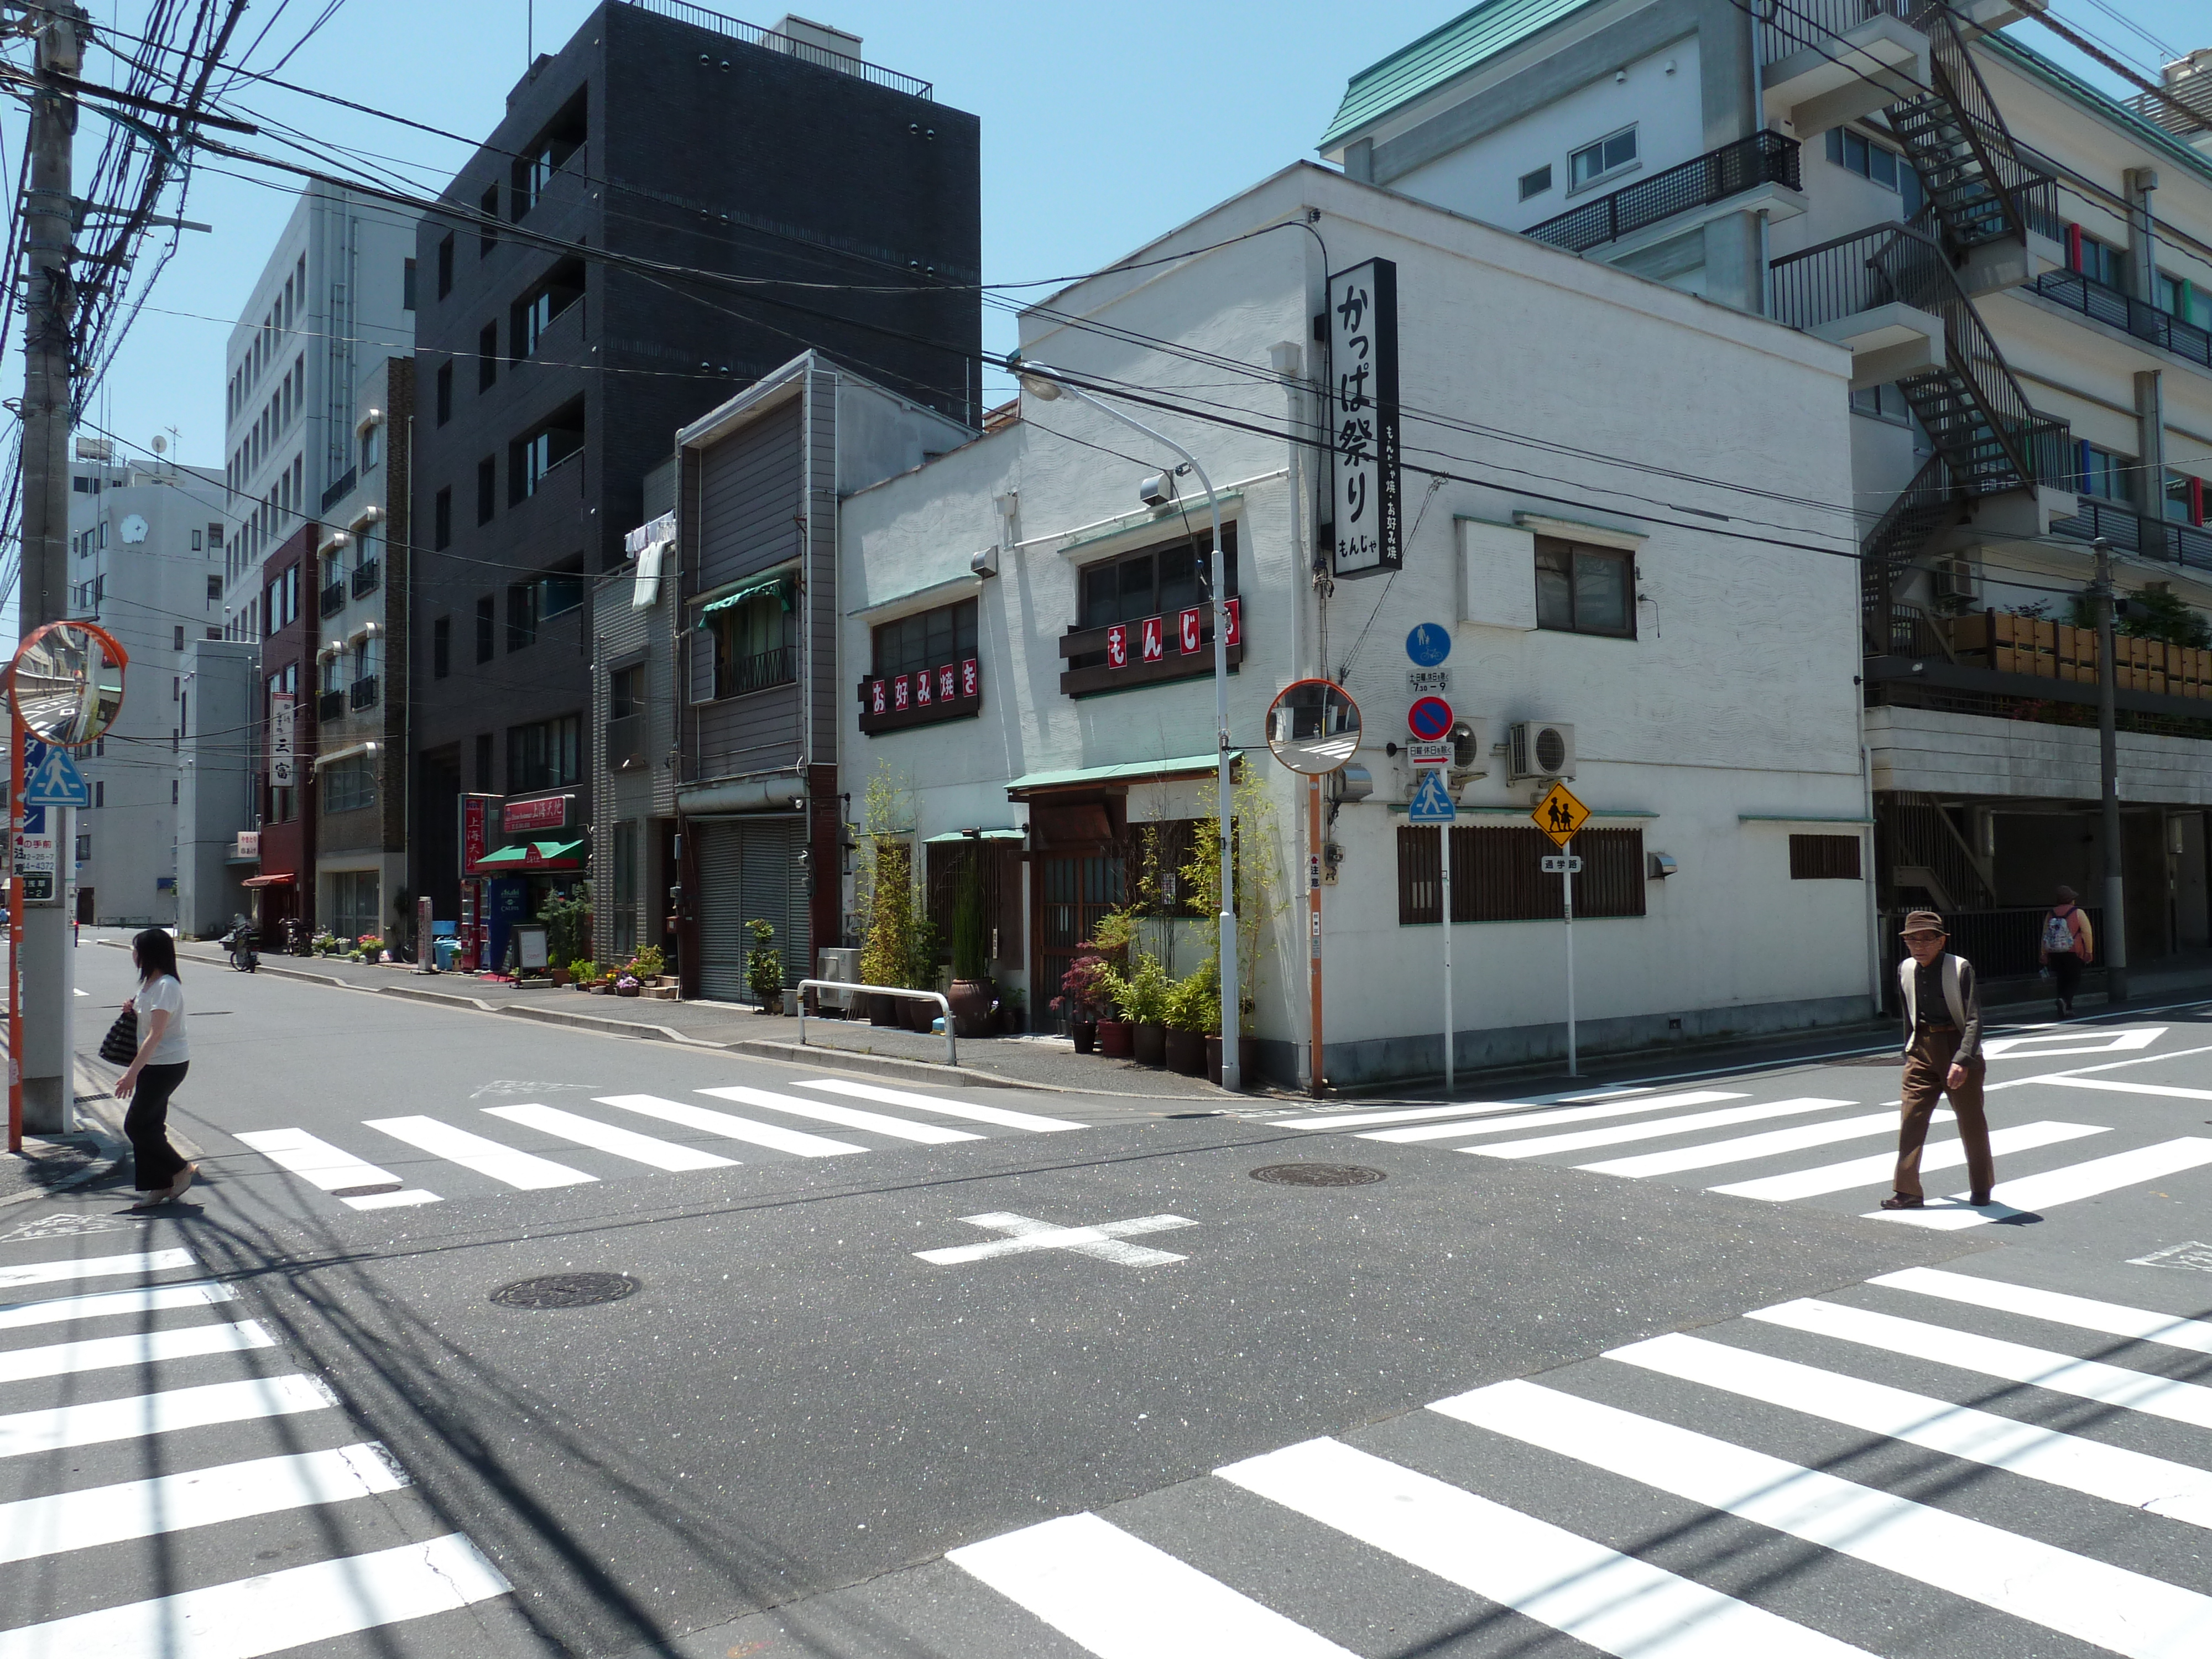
[1885,911,1993,1211]
[2039,885,2094,1018]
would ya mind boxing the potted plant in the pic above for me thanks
[746,917,784,1014]
[541,886,592,978]
[859,838,915,1026]
[1052,954,1110,1052]
[997,985,1025,1035]
[946,858,994,1037]
[567,959,601,992]
[613,971,641,998]
[354,935,384,963]
[1182,774,1282,1090]
[1121,951,1171,1066]
[903,916,942,1032]
[1162,963,1214,1076]
[627,945,666,986]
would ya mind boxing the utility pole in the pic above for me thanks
[15,2,85,1133]
[2092,538,2129,1005]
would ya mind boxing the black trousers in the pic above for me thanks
[2051,952,2085,1009]
[124,1062,190,1192]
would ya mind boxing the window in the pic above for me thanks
[706,581,797,699]
[1568,126,1636,190]
[1062,526,1241,693]
[510,402,585,500]
[361,422,381,472]
[1533,536,1634,637]
[190,529,203,552]
[1399,826,1647,923]
[1824,128,1921,213]
[208,522,222,549]
[508,581,538,651]
[478,322,498,391]
[474,732,494,789]
[173,625,185,651]
[93,780,104,809]
[403,257,418,311]
[540,562,583,618]
[1518,164,1553,201]
[172,778,179,805]
[612,819,638,958]
[2071,231,2128,292]
[2077,442,2133,503]
[435,486,453,549]
[2166,472,2205,528]
[433,615,452,679]
[510,96,585,218]
[1789,833,1863,879]
[507,714,582,792]
[2155,270,2211,330]
[327,869,380,939]
[477,457,496,524]
[1849,383,1913,424]
[512,260,584,360]
[858,596,977,728]
[436,233,453,299]
[479,184,499,255]
[476,594,495,663]
[324,755,377,813]
[435,361,453,426]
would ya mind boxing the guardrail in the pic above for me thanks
[796,979,954,1065]
[1522,131,1799,256]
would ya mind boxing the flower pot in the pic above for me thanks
[550,968,572,987]
[1133,1022,1167,1067]
[615,984,641,999]
[1164,1028,1206,1075]
[756,993,784,1016]
[1072,1019,1097,1054]
[1204,1036,1262,1089]
[869,993,901,1026]
[904,997,938,1033]
[948,977,995,1039]
[1097,1019,1133,1058]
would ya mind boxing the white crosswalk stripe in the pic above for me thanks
[1470,1096,1855,1160]
[482,1103,738,1171]
[1866,1136,2212,1228]
[0,1241,514,1656]
[796,1077,1086,1132]
[1710,1120,2107,1201]
[363,1115,597,1190]
[941,1261,2212,1658]
[697,1084,984,1144]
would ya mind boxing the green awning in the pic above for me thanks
[474,838,587,867]
[697,572,794,627]
[1006,751,1241,799]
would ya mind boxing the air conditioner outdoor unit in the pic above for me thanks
[1932,556,1976,602]
[815,947,861,1012]
[1507,720,1575,782]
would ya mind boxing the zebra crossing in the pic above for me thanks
[0,1235,514,1656]
[238,1077,1086,1213]
[936,1263,2212,1657]
[1286,1074,2212,1225]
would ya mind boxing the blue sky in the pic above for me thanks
[5,0,2206,648]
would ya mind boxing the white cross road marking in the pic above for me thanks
[914,1211,1197,1267]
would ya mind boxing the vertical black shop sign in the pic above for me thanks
[1323,257,1401,578]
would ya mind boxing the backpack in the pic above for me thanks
[2042,910,2077,954]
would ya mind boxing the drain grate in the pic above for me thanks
[491,1272,639,1310]
[1251,1164,1386,1187]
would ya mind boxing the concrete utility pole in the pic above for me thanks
[16,3,85,1131]
[2092,538,2129,1005]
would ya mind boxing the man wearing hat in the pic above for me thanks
[1887,910,1994,1211]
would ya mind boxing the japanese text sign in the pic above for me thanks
[1327,257,1402,579]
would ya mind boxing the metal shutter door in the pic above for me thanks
[735,820,806,999]
[695,820,748,1001]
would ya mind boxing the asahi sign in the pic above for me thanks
[1326,257,1402,578]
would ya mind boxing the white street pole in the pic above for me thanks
[1013,362,1239,1090]
[1563,837,1578,1077]
[1441,819,1453,1095]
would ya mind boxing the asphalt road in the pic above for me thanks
[13,935,2212,1657]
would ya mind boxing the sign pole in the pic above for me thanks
[1307,774,1323,1098]
[1441,819,1454,1095]
[1562,835,1578,1078]
[8,714,23,1153]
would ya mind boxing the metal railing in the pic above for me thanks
[320,467,356,514]
[714,644,795,700]
[348,675,379,711]
[317,689,345,722]
[795,980,954,1065]
[2031,267,2212,374]
[1754,0,1914,69]
[615,0,932,98]
[319,580,346,618]
[351,559,379,598]
[1523,132,1799,256]
[2050,497,2212,573]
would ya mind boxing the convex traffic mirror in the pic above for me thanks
[5,620,128,745]
[1266,678,1361,775]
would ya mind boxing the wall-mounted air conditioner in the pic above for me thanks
[1932,556,1976,603]
[1507,720,1575,782]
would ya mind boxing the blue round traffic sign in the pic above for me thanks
[1406,623,1452,666]
[1407,695,1454,741]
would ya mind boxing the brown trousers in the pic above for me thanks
[1896,1026,1992,1199]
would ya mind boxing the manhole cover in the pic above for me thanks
[1251,1164,1387,1187]
[490,1272,639,1310]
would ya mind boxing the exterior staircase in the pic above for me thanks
[1886,4,2058,253]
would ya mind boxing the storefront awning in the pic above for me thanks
[471,838,587,872]
[696,571,794,626]
[1006,751,1242,800]
[240,873,295,888]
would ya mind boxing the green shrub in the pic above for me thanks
[568,959,600,984]
[1121,952,1172,1026]
[628,944,666,979]
[540,886,592,969]
[1164,959,1219,1035]
[950,857,988,980]
[746,917,784,1005]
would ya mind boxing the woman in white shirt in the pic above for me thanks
[115,927,197,1208]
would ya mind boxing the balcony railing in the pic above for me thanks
[1756,0,1924,68]
[614,0,932,98]
[320,466,356,514]
[319,580,346,618]
[317,689,345,722]
[351,559,380,598]
[2030,267,2212,374]
[2051,497,2212,573]
[1523,132,1800,256]
[348,676,379,711]
[713,645,794,701]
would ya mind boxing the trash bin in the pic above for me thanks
[434,937,459,971]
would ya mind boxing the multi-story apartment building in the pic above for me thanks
[1321,1,2212,988]
[311,356,415,948]
[63,447,228,926]
[410,3,979,924]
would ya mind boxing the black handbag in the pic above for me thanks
[98,1008,138,1066]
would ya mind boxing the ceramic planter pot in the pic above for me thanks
[1072,1019,1097,1054]
[1097,1019,1133,1058]
[870,993,901,1026]
[948,978,994,1039]
[1164,1028,1207,1075]
[1133,1022,1167,1067]
[904,998,938,1033]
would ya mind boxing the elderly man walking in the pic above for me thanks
[1884,910,1994,1211]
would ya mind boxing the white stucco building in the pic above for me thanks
[837,161,1866,1087]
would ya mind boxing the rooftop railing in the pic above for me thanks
[615,0,931,99]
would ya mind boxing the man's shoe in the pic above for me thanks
[1879,1193,1925,1209]
[1969,1191,1992,1207]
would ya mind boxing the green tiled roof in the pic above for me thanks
[1319,0,1601,152]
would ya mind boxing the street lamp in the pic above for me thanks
[1014,359,1241,1091]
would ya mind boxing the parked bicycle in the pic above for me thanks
[222,916,259,973]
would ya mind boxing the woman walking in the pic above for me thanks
[114,927,197,1210]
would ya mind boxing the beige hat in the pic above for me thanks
[1899,910,1947,937]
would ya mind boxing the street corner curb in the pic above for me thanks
[380,984,499,1014]
[490,1003,709,1043]
[724,1037,1063,1092]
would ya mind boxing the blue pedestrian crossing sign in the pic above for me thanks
[22,743,90,807]
[1407,768,1456,823]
